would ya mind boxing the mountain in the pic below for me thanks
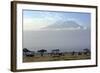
[43,20,85,29]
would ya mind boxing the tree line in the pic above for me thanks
[23,48,90,57]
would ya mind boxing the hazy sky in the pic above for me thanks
[23,10,91,52]
[23,10,91,31]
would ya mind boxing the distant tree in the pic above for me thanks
[51,49,60,57]
[23,48,35,57]
[37,49,47,56]
[23,48,30,52]
[78,52,82,55]
[71,51,75,55]
[52,49,60,54]
[83,48,90,55]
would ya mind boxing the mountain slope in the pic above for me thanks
[43,20,84,29]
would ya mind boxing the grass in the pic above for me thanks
[23,53,91,62]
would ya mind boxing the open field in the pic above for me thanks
[23,53,90,62]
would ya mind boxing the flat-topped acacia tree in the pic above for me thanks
[37,49,47,56]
